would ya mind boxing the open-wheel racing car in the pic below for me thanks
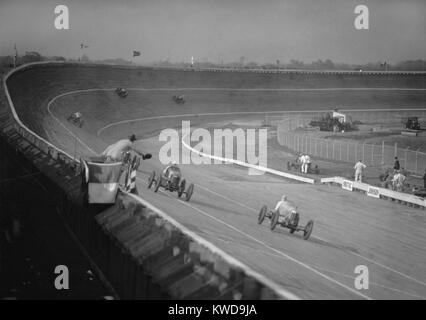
[67,111,84,128]
[172,95,185,104]
[257,205,314,240]
[115,87,128,98]
[147,166,194,201]
[287,160,320,174]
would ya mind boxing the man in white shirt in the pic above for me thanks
[299,154,306,173]
[392,170,406,192]
[354,160,367,182]
[303,154,311,173]
[102,134,146,162]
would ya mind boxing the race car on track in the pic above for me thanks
[257,205,314,240]
[67,111,84,128]
[147,166,194,201]
[287,160,320,174]
[172,95,185,104]
[115,87,128,98]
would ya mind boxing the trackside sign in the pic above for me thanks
[367,186,380,198]
[342,180,353,191]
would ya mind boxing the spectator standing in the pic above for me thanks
[354,160,367,182]
[304,154,311,173]
[393,157,400,171]
[300,154,306,173]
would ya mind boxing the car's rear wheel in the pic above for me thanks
[258,205,267,224]
[303,220,314,240]
[178,179,186,197]
[147,171,155,189]
[270,211,279,230]
[185,183,194,201]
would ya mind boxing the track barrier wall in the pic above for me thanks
[1,62,300,299]
[320,177,426,209]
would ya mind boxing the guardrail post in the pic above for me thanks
[362,143,365,162]
[415,149,418,174]
[404,147,409,171]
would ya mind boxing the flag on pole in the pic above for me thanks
[133,51,141,57]
[82,160,123,203]
[13,44,18,68]
[124,156,140,194]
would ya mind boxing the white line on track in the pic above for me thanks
[259,251,425,299]
[155,187,372,300]
[195,181,426,288]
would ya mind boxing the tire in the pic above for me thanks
[154,176,162,193]
[178,179,186,197]
[303,220,314,240]
[258,205,267,224]
[147,171,155,189]
[270,211,279,231]
[185,183,194,201]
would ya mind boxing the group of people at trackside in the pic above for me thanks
[380,157,408,192]
[297,153,311,173]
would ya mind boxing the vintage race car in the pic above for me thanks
[257,205,314,240]
[116,87,128,98]
[287,160,320,174]
[172,95,185,104]
[147,166,194,201]
[67,112,84,128]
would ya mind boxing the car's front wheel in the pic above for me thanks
[270,211,279,230]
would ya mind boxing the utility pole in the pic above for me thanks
[13,44,18,68]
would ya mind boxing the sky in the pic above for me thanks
[0,0,425,64]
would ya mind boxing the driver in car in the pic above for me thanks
[163,161,181,179]
[274,195,297,224]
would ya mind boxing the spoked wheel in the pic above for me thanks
[147,171,156,189]
[154,176,162,193]
[303,220,314,240]
[178,179,186,197]
[258,205,267,224]
[270,211,279,231]
[185,183,194,201]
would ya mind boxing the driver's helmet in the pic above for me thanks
[281,195,287,202]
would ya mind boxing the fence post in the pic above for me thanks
[354,143,357,162]
[405,147,409,171]
[326,141,328,159]
[415,149,418,174]
[381,141,384,165]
